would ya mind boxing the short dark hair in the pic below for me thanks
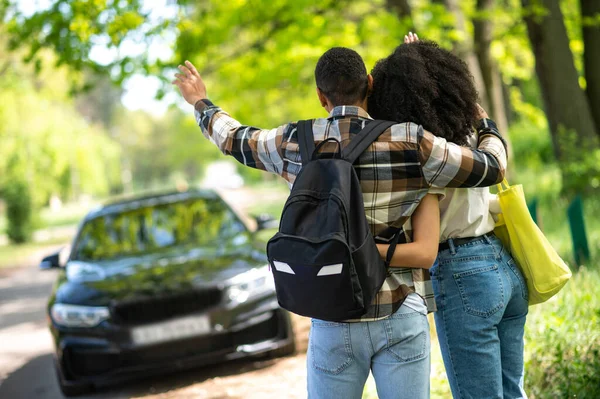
[368,40,479,146]
[315,47,369,107]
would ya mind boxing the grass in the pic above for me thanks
[0,202,90,269]
[38,203,90,229]
[0,203,86,270]
[244,183,288,219]
[0,237,70,269]
[524,265,600,398]
[510,167,600,266]
[362,266,600,398]
[0,201,91,235]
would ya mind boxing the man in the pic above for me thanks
[173,47,507,399]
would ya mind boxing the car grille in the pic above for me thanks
[111,288,222,325]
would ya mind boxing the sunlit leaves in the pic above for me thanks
[5,0,151,84]
[106,10,145,46]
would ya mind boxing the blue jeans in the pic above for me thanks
[307,294,430,399]
[430,234,528,399]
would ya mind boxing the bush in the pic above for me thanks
[524,266,600,398]
[2,180,34,244]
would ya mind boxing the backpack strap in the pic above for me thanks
[384,231,402,268]
[297,120,315,166]
[342,120,396,164]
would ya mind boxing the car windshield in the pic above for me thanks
[71,197,248,262]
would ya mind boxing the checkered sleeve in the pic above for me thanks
[194,99,288,176]
[418,118,507,188]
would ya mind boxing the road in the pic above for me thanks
[0,188,317,399]
[0,244,312,399]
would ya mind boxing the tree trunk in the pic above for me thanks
[473,0,513,162]
[473,0,509,135]
[522,0,598,160]
[503,81,514,126]
[386,0,414,32]
[581,0,600,136]
[440,0,490,111]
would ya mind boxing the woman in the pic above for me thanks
[369,37,528,399]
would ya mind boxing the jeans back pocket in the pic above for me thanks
[385,310,429,363]
[309,320,354,375]
[453,264,504,318]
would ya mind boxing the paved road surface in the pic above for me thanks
[0,188,312,399]
[0,257,310,399]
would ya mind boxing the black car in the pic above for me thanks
[40,189,295,396]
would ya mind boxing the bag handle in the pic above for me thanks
[342,120,396,164]
[312,137,343,160]
[496,178,510,192]
[297,120,315,166]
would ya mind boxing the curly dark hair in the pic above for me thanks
[367,40,479,146]
[315,47,369,106]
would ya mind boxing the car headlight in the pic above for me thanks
[50,304,110,327]
[226,266,275,305]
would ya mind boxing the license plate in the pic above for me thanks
[131,315,211,346]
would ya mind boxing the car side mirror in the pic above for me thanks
[40,250,63,270]
[254,214,278,231]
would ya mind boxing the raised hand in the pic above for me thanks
[476,103,489,119]
[404,32,419,44]
[172,60,207,105]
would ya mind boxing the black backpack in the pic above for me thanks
[267,119,400,321]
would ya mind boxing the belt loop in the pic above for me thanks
[483,234,492,245]
[448,238,456,255]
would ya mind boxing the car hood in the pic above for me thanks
[55,243,268,306]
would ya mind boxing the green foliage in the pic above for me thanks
[113,106,222,190]
[0,239,68,268]
[508,120,562,209]
[557,126,600,195]
[5,0,148,80]
[0,38,123,204]
[509,121,555,168]
[175,0,409,127]
[2,179,34,244]
[524,266,600,398]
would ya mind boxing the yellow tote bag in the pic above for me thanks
[493,180,572,305]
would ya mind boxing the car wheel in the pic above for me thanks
[55,367,94,397]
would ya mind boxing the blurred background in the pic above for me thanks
[0,0,598,398]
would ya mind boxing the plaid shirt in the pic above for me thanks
[195,99,507,321]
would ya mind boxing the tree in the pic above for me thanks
[581,0,600,134]
[0,23,123,206]
[386,0,415,33]
[473,0,510,136]
[434,0,490,111]
[5,0,149,84]
[521,0,598,160]
[6,0,596,192]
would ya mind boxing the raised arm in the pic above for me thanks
[400,32,506,188]
[419,116,507,188]
[377,194,440,269]
[173,61,288,175]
